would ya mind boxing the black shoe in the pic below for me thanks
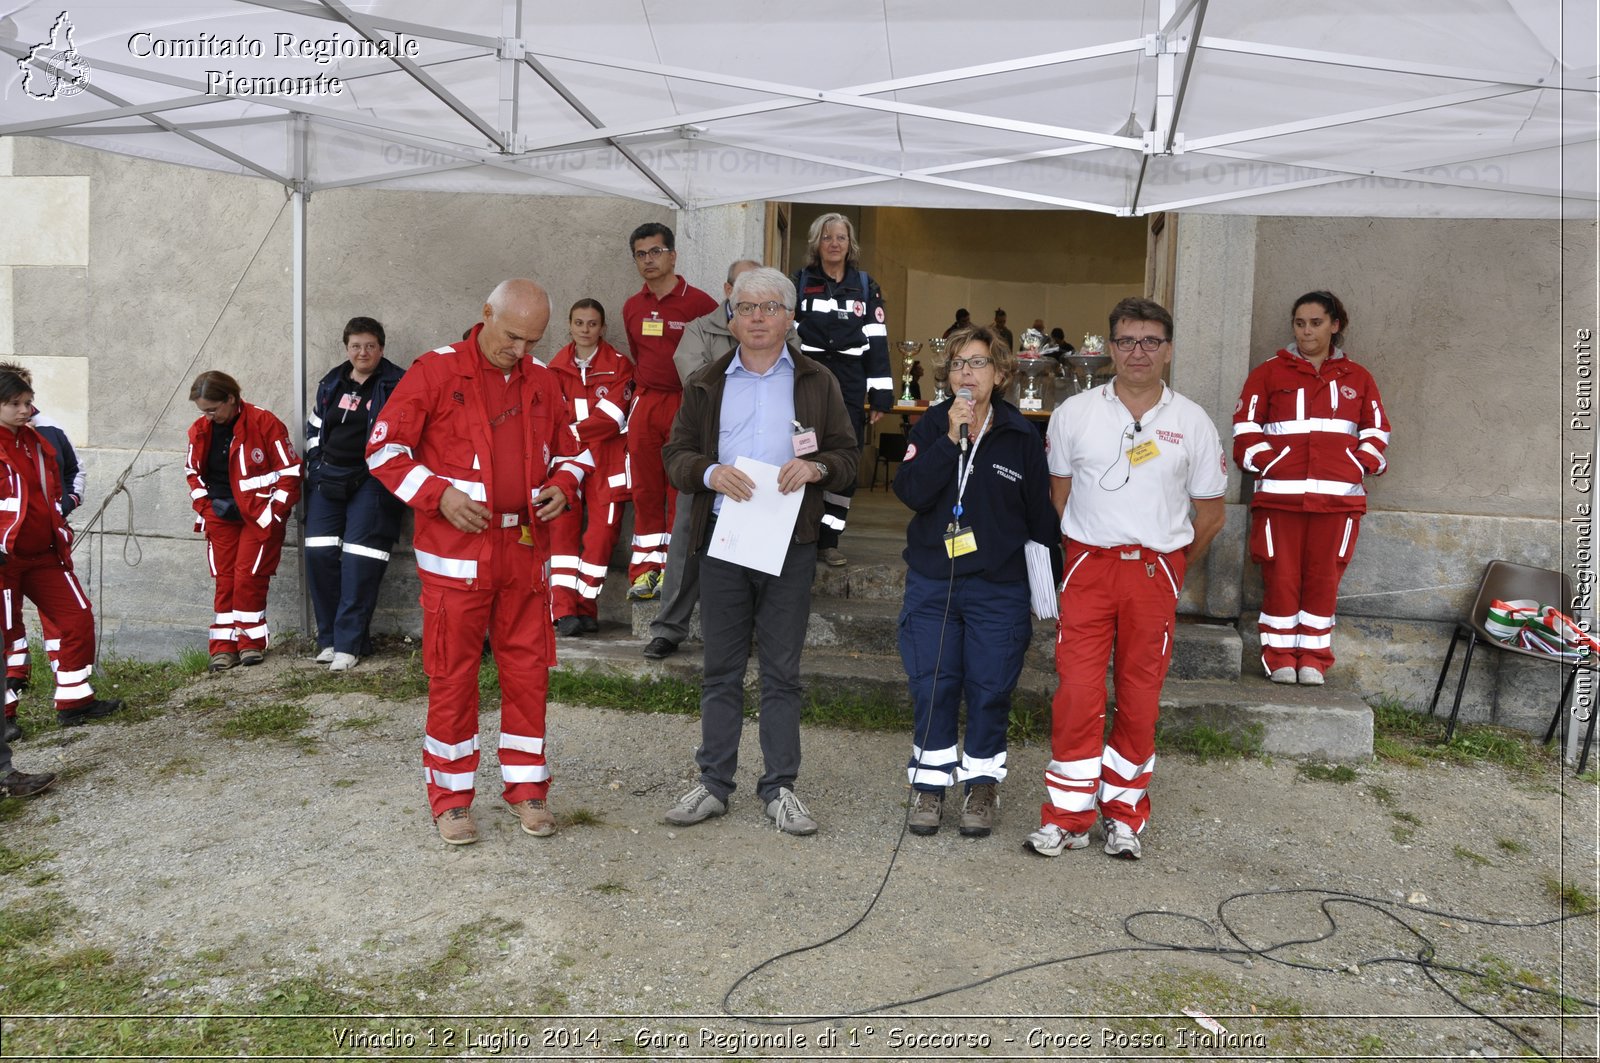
[57,698,124,728]
[0,769,55,798]
[3,716,22,743]
[6,676,28,695]
[555,615,584,638]
[578,616,599,634]
[642,637,678,660]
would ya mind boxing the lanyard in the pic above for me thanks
[952,407,993,523]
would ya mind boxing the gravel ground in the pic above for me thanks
[3,650,1597,1061]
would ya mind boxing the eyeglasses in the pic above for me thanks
[632,246,672,261]
[946,356,991,371]
[732,300,789,317]
[1111,336,1168,353]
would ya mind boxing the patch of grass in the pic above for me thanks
[592,880,629,895]
[332,713,384,731]
[1298,762,1357,783]
[0,842,51,877]
[96,653,209,712]
[0,896,63,947]
[1160,722,1264,761]
[217,703,312,741]
[182,693,226,714]
[563,807,603,827]
[802,684,909,732]
[1452,845,1492,867]
[415,916,524,987]
[154,754,204,779]
[1365,783,1396,806]
[332,778,357,789]
[1368,694,1551,770]
[549,667,702,715]
[1439,727,1534,769]
[268,655,429,702]
[1372,733,1424,766]
[1496,837,1526,853]
[1390,810,1420,843]
[1544,875,1596,914]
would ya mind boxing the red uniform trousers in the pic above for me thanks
[420,524,555,817]
[626,387,678,581]
[1042,543,1186,836]
[1250,509,1360,674]
[3,609,59,716]
[549,477,626,620]
[1,552,98,715]
[205,517,285,655]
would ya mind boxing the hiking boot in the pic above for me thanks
[1024,823,1090,857]
[312,647,336,664]
[239,649,265,667]
[434,806,479,845]
[1103,818,1143,860]
[578,616,599,634]
[209,652,238,672]
[642,636,678,660]
[57,698,123,728]
[960,783,998,838]
[329,652,359,672]
[664,784,726,826]
[4,716,22,743]
[508,798,556,837]
[764,787,818,836]
[1269,666,1297,684]
[819,547,848,567]
[627,571,662,601]
[0,768,56,798]
[1297,666,1325,686]
[908,790,943,835]
[554,615,584,638]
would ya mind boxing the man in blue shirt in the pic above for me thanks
[660,268,858,836]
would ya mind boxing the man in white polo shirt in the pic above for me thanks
[1027,297,1226,861]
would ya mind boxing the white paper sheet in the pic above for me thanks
[1025,540,1059,619]
[706,456,803,576]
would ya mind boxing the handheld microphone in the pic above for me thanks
[956,388,973,452]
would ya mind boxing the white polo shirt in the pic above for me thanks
[1045,380,1227,553]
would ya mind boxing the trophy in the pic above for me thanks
[927,337,949,404]
[1064,333,1112,395]
[896,339,922,404]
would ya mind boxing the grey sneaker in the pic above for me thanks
[1103,818,1143,860]
[1024,823,1091,857]
[1269,666,1297,684]
[907,790,943,836]
[1297,666,1325,686]
[664,784,726,826]
[959,783,998,838]
[764,787,818,835]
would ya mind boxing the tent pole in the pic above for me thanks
[291,115,312,640]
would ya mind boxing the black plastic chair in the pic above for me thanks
[1427,559,1598,773]
[870,433,908,490]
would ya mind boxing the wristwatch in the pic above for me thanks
[812,460,828,480]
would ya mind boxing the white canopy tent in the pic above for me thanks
[2,0,1594,218]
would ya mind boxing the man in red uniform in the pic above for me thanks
[366,279,590,846]
[621,222,717,602]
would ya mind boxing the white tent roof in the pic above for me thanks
[1,0,1595,217]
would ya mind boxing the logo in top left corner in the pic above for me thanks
[19,11,92,101]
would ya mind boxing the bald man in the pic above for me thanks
[367,279,591,846]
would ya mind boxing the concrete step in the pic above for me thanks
[549,629,1368,763]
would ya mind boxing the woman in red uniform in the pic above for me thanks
[184,372,301,670]
[1233,291,1390,685]
[0,362,121,727]
[546,299,633,636]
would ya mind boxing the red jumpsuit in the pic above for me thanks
[546,340,633,621]
[1233,346,1389,674]
[0,426,102,719]
[365,326,589,817]
[622,277,716,582]
[184,403,301,655]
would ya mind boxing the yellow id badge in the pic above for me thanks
[944,524,977,558]
[641,319,665,337]
[1128,440,1161,467]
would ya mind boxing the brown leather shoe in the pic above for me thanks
[959,783,998,838]
[0,768,57,798]
[209,652,238,671]
[509,798,557,837]
[434,806,479,845]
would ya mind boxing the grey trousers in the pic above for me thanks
[695,539,816,804]
[649,490,698,644]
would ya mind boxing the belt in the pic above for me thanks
[495,512,525,529]
[1067,540,1168,562]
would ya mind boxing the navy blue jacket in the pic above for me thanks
[307,357,406,468]
[893,399,1058,583]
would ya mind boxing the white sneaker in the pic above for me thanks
[1103,819,1143,860]
[1297,666,1325,686]
[313,647,336,664]
[1024,823,1090,857]
[330,652,359,672]
[1269,666,1297,684]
